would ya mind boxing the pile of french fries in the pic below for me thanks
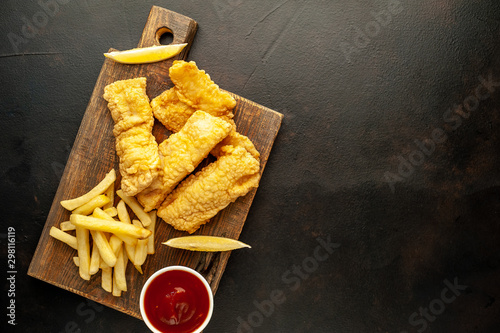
[49,169,156,297]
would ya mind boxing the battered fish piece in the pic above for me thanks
[169,60,236,117]
[151,87,196,133]
[103,77,160,196]
[152,59,259,159]
[211,129,260,160]
[137,111,232,212]
[104,77,154,137]
[151,84,259,160]
[157,145,261,233]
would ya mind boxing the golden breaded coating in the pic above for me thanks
[115,124,160,196]
[169,60,236,117]
[103,77,160,196]
[157,145,261,233]
[151,85,259,160]
[137,111,232,212]
[211,130,260,160]
[135,177,164,213]
[103,77,154,137]
[151,87,196,133]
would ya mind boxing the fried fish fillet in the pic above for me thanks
[103,77,160,196]
[169,60,236,117]
[137,111,232,212]
[157,145,260,233]
[211,129,260,160]
[151,87,196,133]
[151,60,259,160]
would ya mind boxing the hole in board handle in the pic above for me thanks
[156,27,174,45]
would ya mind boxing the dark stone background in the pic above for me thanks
[1,0,500,332]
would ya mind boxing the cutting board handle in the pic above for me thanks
[137,6,198,53]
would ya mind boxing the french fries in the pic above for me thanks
[104,207,118,217]
[133,220,148,267]
[101,265,113,293]
[116,190,151,226]
[89,230,117,267]
[103,182,115,210]
[49,227,77,250]
[50,169,157,296]
[75,226,91,281]
[117,200,131,224]
[60,221,76,231]
[124,240,137,266]
[60,169,116,211]
[92,209,137,245]
[89,241,100,275]
[72,194,110,216]
[114,233,138,247]
[112,271,122,297]
[114,247,127,291]
[109,235,123,256]
[93,207,116,221]
[70,215,151,239]
[146,210,156,255]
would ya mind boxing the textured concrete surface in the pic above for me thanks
[1,1,500,332]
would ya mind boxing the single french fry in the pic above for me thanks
[124,241,136,265]
[134,240,148,266]
[93,207,115,221]
[89,240,100,275]
[50,227,77,250]
[90,230,117,267]
[75,226,90,281]
[133,220,148,266]
[116,200,131,224]
[60,221,76,231]
[109,235,123,257]
[146,210,156,254]
[61,169,116,211]
[101,266,112,293]
[116,190,151,227]
[112,270,122,297]
[104,207,118,217]
[103,182,115,210]
[73,257,80,267]
[123,245,129,266]
[114,247,127,291]
[99,257,109,269]
[70,214,151,239]
[72,194,110,216]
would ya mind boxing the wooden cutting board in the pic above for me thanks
[28,6,283,319]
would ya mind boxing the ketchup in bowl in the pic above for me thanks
[140,266,213,333]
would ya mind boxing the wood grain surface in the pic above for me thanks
[28,6,283,319]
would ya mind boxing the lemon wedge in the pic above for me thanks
[104,43,187,64]
[163,236,251,252]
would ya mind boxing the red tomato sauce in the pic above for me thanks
[143,270,211,333]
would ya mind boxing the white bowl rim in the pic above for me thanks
[139,265,214,333]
